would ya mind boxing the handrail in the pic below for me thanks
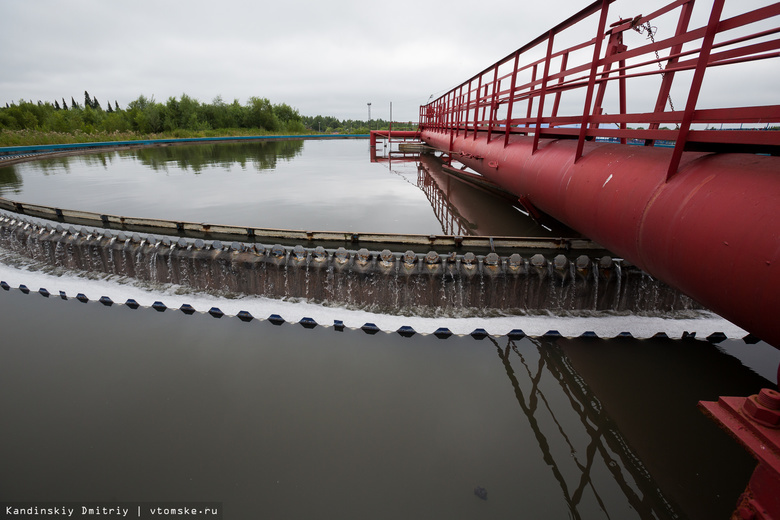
[419,0,780,177]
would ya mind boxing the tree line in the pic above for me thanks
[300,115,417,134]
[0,91,418,139]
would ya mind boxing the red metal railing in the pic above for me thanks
[419,0,780,177]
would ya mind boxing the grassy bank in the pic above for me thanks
[0,128,327,147]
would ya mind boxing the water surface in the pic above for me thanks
[0,139,568,237]
[0,287,770,519]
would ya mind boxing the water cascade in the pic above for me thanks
[0,214,699,316]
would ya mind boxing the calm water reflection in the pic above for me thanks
[0,139,568,237]
[0,288,767,519]
[0,138,771,519]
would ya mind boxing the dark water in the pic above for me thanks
[0,287,773,519]
[0,139,776,519]
[0,139,567,237]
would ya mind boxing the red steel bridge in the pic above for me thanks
[415,0,780,517]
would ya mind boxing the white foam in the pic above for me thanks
[0,256,749,339]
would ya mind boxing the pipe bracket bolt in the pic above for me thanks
[742,388,780,428]
[356,248,371,264]
[292,245,307,261]
[313,246,328,263]
[379,249,395,267]
[508,253,523,271]
[425,251,441,266]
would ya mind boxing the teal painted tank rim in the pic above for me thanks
[0,134,370,155]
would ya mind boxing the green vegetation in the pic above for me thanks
[0,91,419,146]
[300,115,417,134]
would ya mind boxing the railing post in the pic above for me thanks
[473,75,483,140]
[480,83,489,135]
[666,0,724,179]
[645,0,694,147]
[590,30,626,133]
[575,0,611,162]
[465,79,473,139]
[526,64,538,130]
[504,52,521,148]
[533,31,556,154]
[455,85,463,137]
[550,52,570,122]
[486,67,500,142]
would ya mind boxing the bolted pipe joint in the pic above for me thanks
[575,255,591,279]
[402,250,417,269]
[312,246,328,264]
[334,247,350,267]
[742,389,780,428]
[598,256,614,280]
[483,252,502,276]
[553,254,570,280]
[270,244,286,259]
[530,253,548,278]
[356,248,371,265]
[354,248,373,273]
[461,252,477,273]
[379,249,395,269]
[291,245,307,263]
[508,253,524,274]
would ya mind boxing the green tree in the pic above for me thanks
[244,97,278,131]
[126,94,163,133]
[81,105,103,132]
[163,96,180,131]
[47,108,83,133]
[100,111,130,132]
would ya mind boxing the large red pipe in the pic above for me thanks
[422,130,780,348]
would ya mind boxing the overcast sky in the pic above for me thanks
[1,0,776,123]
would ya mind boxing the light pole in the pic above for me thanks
[367,103,371,131]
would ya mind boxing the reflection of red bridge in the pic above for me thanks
[413,1,780,517]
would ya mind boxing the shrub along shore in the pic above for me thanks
[0,92,416,147]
